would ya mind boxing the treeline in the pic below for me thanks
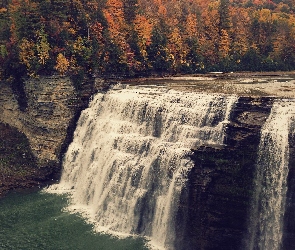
[1,0,295,82]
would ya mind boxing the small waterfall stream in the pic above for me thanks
[247,100,295,250]
[49,87,237,250]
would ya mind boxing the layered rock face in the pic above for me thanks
[175,97,274,250]
[1,77,77,163]
[0,77,100,196]
[176,97,295,250]
[1,76,295,249]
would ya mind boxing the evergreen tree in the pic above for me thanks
[219,0,231,32]
[147,25,171,74]
[123,0,138,24]
[185,38,204,73]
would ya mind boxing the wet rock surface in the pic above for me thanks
[174,97,272,250]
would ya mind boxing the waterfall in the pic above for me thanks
[48,86,237,249]
[247,100,295,250]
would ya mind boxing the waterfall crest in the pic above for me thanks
[48,87,237,249]
[247,100,295,250]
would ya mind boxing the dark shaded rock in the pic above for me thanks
[0,122,52,197]
[175,97,273,250]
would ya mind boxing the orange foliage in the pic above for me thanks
[198,5,220,64]
[90,22,104,42]
[230,7,250,57]
[103,0,126,44]
[168,27,185,68]
[218,29,231,58]
[55,53,70,75]
[185,13,197,39]
[134,14,153,60]
[158,4,167,16]
[134,15,153,46]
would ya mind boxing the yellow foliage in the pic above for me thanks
[73,36,84,52]
[19,38,35,70]
[55,53,70,75]
[36,29,50,65]
[219,29,231,58]
[68,28,76,35]
[259,9,272,23]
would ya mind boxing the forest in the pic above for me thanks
[0,0,295,83]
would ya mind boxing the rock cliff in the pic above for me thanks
[175,97,274,250]
[0,76,102,196]
[1,75,295,249]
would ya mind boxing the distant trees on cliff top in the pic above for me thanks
[1,0,295,82]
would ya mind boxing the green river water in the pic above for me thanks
[0,191,148,250]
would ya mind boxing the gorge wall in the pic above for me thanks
[1,76,295,249]
[0,77,102,196]
[176,97,274,250]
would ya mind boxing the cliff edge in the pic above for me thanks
[0,76,102,196]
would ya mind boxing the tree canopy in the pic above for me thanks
[1,0,295,81]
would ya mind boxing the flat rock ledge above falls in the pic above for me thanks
[125,72,295,98]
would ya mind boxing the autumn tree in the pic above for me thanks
[55,53,69,75]
[19,38,37,76]
[131,14,153,73]
[218,29,231,59]
[89,21,105,74]
[198,2,220,67]
[36,27,50,67]
[2,0,295,79]
[167,27,185,72]
[230,7,250,66]
[103,0,132,74]
[270,15,295,70]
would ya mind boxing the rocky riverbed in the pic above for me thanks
[124,71,295,98]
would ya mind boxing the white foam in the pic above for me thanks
[46,87,238,249]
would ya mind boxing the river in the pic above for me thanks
[0,191,148,250]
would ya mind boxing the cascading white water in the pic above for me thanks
[247,100,295,250]
[48,86,237,250]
